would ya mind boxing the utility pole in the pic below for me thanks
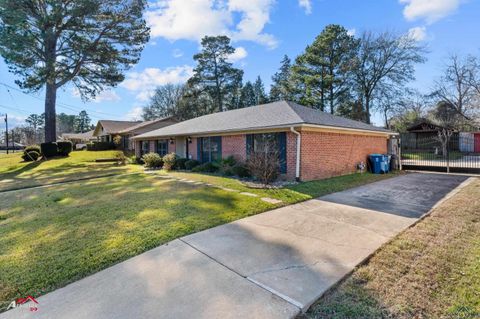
[2,113,8,154]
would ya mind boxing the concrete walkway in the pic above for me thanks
[0,173,469,319]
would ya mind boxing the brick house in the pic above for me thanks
[92,117,178,151]
[133,101,396,181]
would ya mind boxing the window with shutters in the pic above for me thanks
[246,132,287,173]
[199,137,222,163]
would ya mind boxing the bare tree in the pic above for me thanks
[246,139,281,185]
[433,54,479,120]
[353,31,427,123]
[143,84,185,120]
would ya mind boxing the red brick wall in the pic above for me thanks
[300,131,387,181]
[222,135,247,162]
[286,132,298,180]
[189,137,198,160]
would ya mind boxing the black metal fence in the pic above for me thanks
[400,132,480,174]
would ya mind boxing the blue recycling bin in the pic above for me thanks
[369,154,390,174]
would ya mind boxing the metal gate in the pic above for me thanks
[400,132,480,174]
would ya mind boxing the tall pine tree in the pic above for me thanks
[270,55,294,102]
[0,0,150,142]
[188,36,243,113]
[292,25,358,113]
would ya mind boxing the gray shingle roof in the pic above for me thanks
[118,117,176,134]
[134,101,392,139]
[94,120,141,135]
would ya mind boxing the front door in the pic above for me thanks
[175,137,186,158]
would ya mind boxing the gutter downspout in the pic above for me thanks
[290,127,301,181]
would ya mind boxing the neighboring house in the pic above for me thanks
[93,120,141,144]
[404,120,459,150]
[60,130,96,144]
[133,101,396,181]
[117,117,179,150]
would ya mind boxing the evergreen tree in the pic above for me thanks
[253,76,269,105]
[292,25,358,113]
[270,55,294,101]
[188,36,243,112]
[74,111,91,133]
[240,81,257,107]
[57,113,76,135]
[0,0,150,142]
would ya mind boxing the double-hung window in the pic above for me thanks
[156,139,168,156]
[141,141,150,156]
[246,132,287,173]
[198,137,222,163]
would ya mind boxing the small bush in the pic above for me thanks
[142,152,163,169]
[21,151,41,162]
[246,140,280,185]
[191,162,219,173]
[24,145,41,154]
[162,153,177,171]
[57,141,73,156]
[232,165,250,178]
[115,152,127,166]
[175,158,189,170]
[185,159,200,170]
[40,142,58,158]
[217,156,237,175]
[86,141,115,151]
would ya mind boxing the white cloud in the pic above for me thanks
[146,0,277,48]
[228,47,248,63]
[125,106,143,121]
[298,0,312,14]
[120,65,193,101]
[347,28,356,36]
[93,90,121,103]
[407,26,427,41]
[399,0,461,24]
[172,49,184,58]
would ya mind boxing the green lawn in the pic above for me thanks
[303,178,480,319]
[0,150,142,192]
[0,153,400,311]
[402,151,464,160]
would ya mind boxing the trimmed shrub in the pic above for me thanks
[21,151,40,162]
[175,158,189,170]
[57,141,73,156]
[232,165,250,178]
[162,153,177,171]
[24,145,41,154]
[191,162,219,173]
[185,159,200,170]
[142,152,163,169]
[216,156,238,176]
[86,141,115,151]
[40,142,58,158]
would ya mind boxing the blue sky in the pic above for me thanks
[1,0,479,128]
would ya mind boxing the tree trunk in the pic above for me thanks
[365,93,371,124]
[44,82,57,143]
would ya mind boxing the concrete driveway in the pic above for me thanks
[1,173,468,319]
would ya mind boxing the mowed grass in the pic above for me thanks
[303,178,480,319]
[0,150,142,191]
[164,170,400,205]
[0,155,399,311]
[0,173,275,310]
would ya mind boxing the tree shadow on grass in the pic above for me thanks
[0,174,272,311]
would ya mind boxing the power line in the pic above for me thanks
[0,82,123,119]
